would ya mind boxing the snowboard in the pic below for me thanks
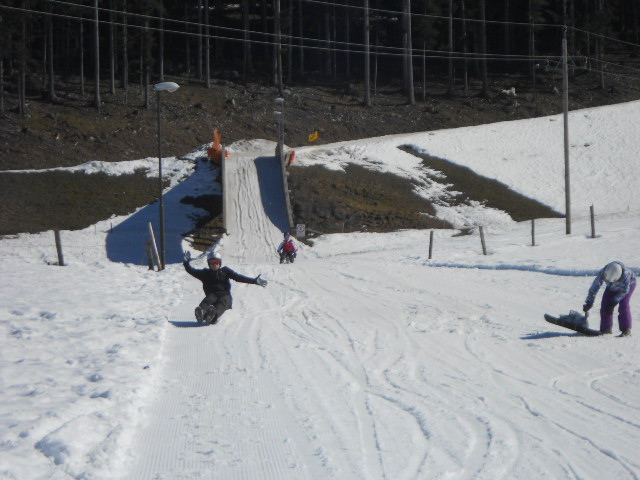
[544,310,601,336]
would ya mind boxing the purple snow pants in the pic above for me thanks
[600,283,636,331]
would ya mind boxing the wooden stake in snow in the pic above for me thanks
[531,219,536,246]
[148,222,161,271]
[54,230,65,266]
[479,226,487,255]
[428,230,434,259]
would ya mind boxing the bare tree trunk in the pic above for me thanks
[344,0,351,79]
[47,11,57,102]
[204,0,210,88]
[634,1,639,44]
[373,22,378,96]
[121,3,128,101]
[402,6,407,91]
[185,3,191,74]
[243,0,250,81]
[63,19,71,83]
[597,0,605,89]
[0,56,4,115]
[214,0,222,64]
[80,15,85,97]
[503,0,510,58]
[197,0,203,79]
[331,4,337,80]
[404,0,415,105]
[143,19,150,108]
[298,0,304,76]
[422,41,426,101]
[42,29,46,89]
[93,0,101,109]
[262,0,269,61]
[479,0,488,97]
[460,0,468,91]
[19,0,27,116]
[287,0,293,83]
[363,0,371,107]
[324,11,331,79]
[109,0,116,94]
[529,0,537,111]
[447,0,454,96]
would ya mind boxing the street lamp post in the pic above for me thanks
[153,81,180,270]
[274,97,284,164]
[273,111,282,161]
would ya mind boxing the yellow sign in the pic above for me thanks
[308,130,319,143]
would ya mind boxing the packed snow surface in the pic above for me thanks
[1,103,639,480]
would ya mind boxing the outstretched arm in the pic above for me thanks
[225,267,267,287]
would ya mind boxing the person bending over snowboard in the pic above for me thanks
[583,261,636,336]
[183,251,267,324]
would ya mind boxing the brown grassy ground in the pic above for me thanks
[1,67,638,242]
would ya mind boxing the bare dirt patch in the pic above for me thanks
[1,69,639,240]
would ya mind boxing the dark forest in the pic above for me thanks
[1,0,640,114]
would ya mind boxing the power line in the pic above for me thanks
[9,0,640,54]
[1,3,639,81]
[0,3,618,61]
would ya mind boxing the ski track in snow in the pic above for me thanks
[6,108,640,479]
[125,214,640,479]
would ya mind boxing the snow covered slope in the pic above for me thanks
[1,104,639,480]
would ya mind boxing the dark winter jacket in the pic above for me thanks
[183,261,258,306]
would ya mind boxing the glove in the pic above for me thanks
[183,251,191,262]
[583,302,593,312]
[255,275,267,287]
[604,303,618,315]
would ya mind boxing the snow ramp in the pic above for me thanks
[221,152,292,264]
[121,152,308,479]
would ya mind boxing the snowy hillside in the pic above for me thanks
[1,103,639,480]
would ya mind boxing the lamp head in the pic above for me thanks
[154,82,180,93]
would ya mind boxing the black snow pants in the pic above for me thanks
[199,293,232,319]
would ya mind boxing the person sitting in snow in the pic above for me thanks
[277,232,298,264]
[583,261,636,336]
[183,251,267,325]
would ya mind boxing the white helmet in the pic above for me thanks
[603,262,622,283]
[207,251,222,268]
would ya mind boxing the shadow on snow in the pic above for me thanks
[106,160,220,266]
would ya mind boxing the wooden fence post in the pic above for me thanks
[148,222,161,271]
[428,230,434,259]
[54,230,65,266]
[479,226,487,255]
[590,205,596,238]
[145,242,155,270]
[531,219,536,246]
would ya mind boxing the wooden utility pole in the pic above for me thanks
[563,29,571,235]
[275,0,283,94]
